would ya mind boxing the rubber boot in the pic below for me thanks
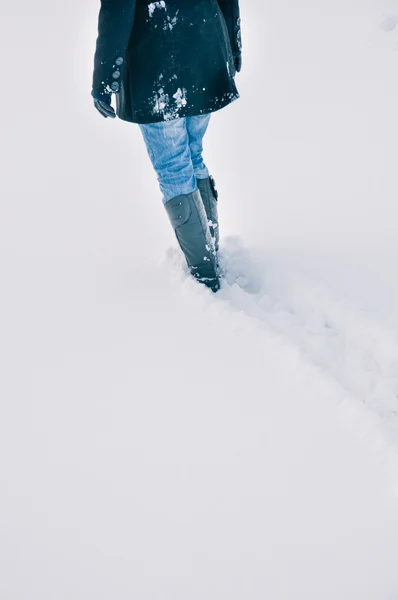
[165,188,220,292]
[197,176,219,253]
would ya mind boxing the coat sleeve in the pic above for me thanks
[216,0,242,57]
[92,0,137,98]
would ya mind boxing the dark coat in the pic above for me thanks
[92,0,242,124]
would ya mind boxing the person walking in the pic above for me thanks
[92,0,242,292]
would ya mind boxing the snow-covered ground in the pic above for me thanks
[1,0,398,598]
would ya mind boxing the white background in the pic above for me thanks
[1,1,398,598]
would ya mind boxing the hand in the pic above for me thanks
[92,93,116,119]
[234,53,242,73]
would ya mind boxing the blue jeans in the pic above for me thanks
[139,114,211,204]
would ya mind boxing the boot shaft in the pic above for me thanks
[165,189,220,292]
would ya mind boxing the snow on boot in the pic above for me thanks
[164,189,220,292]
[197,176,219,253]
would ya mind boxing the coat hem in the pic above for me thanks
[117,93,240,125]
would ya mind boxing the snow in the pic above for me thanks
[173,87,187,109]
[380,14,398,30]
[148,1,166,19]
[1,0,398,598]
[148,1,179,32]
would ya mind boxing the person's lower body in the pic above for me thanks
[139,114,220,292]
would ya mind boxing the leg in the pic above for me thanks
[164,188,220,292]
[186,114,220,252]
[139,118,196,203]
[185,114,211,180]
[139,117,220,292]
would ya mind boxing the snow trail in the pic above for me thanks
[225,239,398,443]
[167,237,398,448]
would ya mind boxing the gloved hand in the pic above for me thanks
[234,53,242,73]
[92,91,116,119]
